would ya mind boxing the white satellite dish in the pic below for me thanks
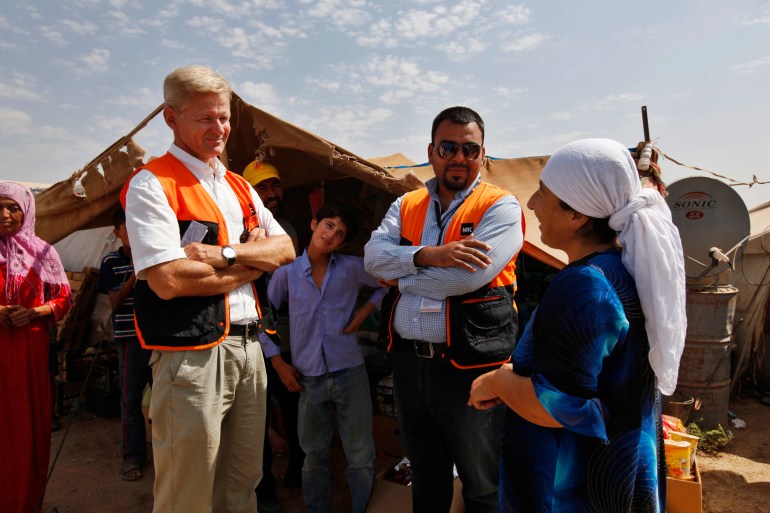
[665,177,750,279]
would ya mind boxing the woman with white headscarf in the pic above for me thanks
[469,139,686,512]
[1,182,72,513]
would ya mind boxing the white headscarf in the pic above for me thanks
[540,138,686,395]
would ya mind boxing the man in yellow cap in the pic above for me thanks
[243,160,304,513]
[243,161,299,254]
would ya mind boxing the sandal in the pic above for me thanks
[121,461,143,481]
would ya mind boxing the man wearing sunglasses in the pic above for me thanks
[365,106,524,512]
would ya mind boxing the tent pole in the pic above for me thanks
[74,103,164,179]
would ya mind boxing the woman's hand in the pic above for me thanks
[10,306,40,328]
[0,305,20,328]
[468,367,506,410]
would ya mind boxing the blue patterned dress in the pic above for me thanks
[500,249,664,513]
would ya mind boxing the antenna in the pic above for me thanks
[641,106,650,142]
[665,177,750,280]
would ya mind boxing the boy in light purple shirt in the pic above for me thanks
[259,202,386,513]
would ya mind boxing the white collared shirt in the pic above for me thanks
[125,144,286,324]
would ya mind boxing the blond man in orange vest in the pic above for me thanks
[364,106,524,513]
[122,65,295,513]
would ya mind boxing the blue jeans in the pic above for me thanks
[297,364,374,513]
[115,336,152,464]
[392,348,504,513]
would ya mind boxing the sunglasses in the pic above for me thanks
[433,140,482,160]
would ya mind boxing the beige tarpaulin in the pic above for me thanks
[731,200,770,387]
[33,93,564,268]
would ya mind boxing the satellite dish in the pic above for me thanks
[665,177,750,278]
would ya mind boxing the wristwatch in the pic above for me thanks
[221,245,237,266]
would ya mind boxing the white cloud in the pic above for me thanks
[395,2,482,37]
[731,57,770,74]
[306,77,342,92]
[550,111,575,121]
[380,89,414,105]
[577,93,644,112]
[363,55,449,96]
[60,19,99,36]
[437,38,486,61]
[0,73,43,101]
[95,7,147,37]
[298,104,394,147]
[301,0,373,28]
[188,0,284,18]
[0,107,33,135]
[161,39,185,49]
[111,87,160,108]
[498,5,532,25]
[186,16,227,32]
[357,1,484,47]
[739,14,770,26]
[80,48,111,73]
[22,5,43,21]
[0,119,110,184]
[93,115,135,134]
[40,26,69,46]
[239,81,282,113]
[494,86,528,98]
[0,15,29,35]
[544,93,645,123]
[503,32,545,52]
[185,16,285,66]
[355,19,398,47]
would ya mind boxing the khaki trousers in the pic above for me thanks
[149,333,266,513]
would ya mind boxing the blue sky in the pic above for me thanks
[1,0,768,209]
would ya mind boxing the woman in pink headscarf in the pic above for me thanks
[0,182,72,513]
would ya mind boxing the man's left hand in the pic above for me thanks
[184,243,227,268]
[244,228,267,243]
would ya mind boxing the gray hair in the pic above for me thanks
[163,65,232,111]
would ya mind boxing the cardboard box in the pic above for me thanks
[666,459,702,513]
[366,466,463,513]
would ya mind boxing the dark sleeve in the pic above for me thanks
[96,255,117,294]
[528,265,629,441]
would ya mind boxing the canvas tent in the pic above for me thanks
[33,93,564,270]
[730,201,770,389]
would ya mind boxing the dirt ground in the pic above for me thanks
[42,395,770,513]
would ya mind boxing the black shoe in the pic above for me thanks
[257,495,282,513]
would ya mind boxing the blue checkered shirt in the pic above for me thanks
[364,175,523,343]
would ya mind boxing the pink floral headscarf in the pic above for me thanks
[0,181,69,302]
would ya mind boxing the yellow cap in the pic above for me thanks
[242,160,280,186]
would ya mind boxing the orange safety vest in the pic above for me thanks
[120,153,271,350]
[381,181,524,369]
